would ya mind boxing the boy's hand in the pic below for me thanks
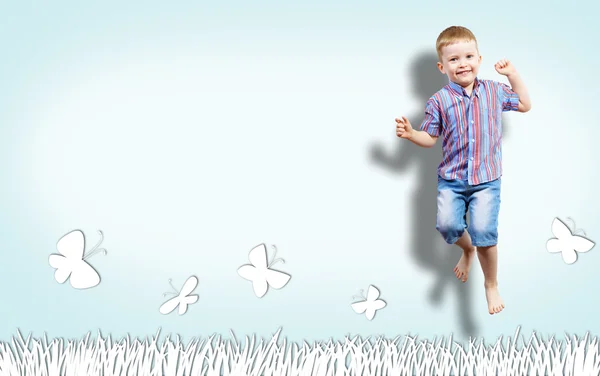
[494,58,517,77]
[395,116,414,139]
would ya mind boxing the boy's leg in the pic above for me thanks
[435,177,475,282]
[468,178,504,314]
[453,230,476,282]
[476,244,503,314]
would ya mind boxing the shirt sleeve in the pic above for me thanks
[420,97,441,137]
[498,82,519,112]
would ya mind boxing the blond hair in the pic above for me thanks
[436,26,478,61]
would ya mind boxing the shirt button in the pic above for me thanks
[471,139,474,142]
[471,120,474,124]
[470,157,473,161]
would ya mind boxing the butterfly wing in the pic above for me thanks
[159,296,181,315]
[547,218,571,255]
[69,260,101,289]
[174,276,199,314]
[364,285,386,320]
[48,254,71,283]
[178,295,199,315]
[365,300,387,320]
[248,244,269,269]
[57,230,85,259]
[551,218,572,240]
[265,269,291,290]
[366,285,381,301]
[238,264,268,297]
[239,245,270,297]
[561,249,578,264]
[50,230,86,285]
[546,239,562,254]
[238,264,257,281]
[572,235,595,254]
[180,276,199,296]
[351,300,368,314]
[251,278,268,298]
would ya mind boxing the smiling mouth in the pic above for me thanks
[457,70,471,75]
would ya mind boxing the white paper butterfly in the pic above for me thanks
[237,243,291,298]
[159,275,199,315]
[547,217,595,264]
[351,285,386,320]
[48,229,107,289]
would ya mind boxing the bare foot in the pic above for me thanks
[453,247,475,282]
[485,284,505,314]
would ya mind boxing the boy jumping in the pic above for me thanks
[395,26,531,314]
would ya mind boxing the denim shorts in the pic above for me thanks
[436,176,501,247]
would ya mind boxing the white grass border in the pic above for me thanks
[0,327,599,375]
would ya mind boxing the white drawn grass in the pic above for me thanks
[0,327,599,375]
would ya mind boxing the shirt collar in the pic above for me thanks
[448,77,481,97]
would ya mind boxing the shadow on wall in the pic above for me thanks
[369,50,481,338]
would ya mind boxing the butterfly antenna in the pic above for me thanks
[566,217,587,236]
[352,289,366,300]
[268,244,285,267]
[269,258,285,267]
[84,248,107,260]
[566,217,577,230]
[91,230,104,250]
[168,278,179,293]
[84,230,107,260]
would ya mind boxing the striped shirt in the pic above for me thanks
[420,77,519,185]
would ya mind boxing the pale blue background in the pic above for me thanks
[0,0,598,346]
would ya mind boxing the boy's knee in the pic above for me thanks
[437,221,463,234]
[436,221,465,244]
[469,224,498,247]
[470,205,499,246]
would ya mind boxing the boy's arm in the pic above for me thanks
[407,97,441,148]
[396,116,438,148]
[507,72,531,112]
[396,116,438,147]
[495,59,531,112]
[408,130,438,148]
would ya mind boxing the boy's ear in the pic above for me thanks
[437,61,445,74]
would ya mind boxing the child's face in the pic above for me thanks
[437,40,482,88]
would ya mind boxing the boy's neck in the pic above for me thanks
[463,83,474,96]
[450,78,477,97]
